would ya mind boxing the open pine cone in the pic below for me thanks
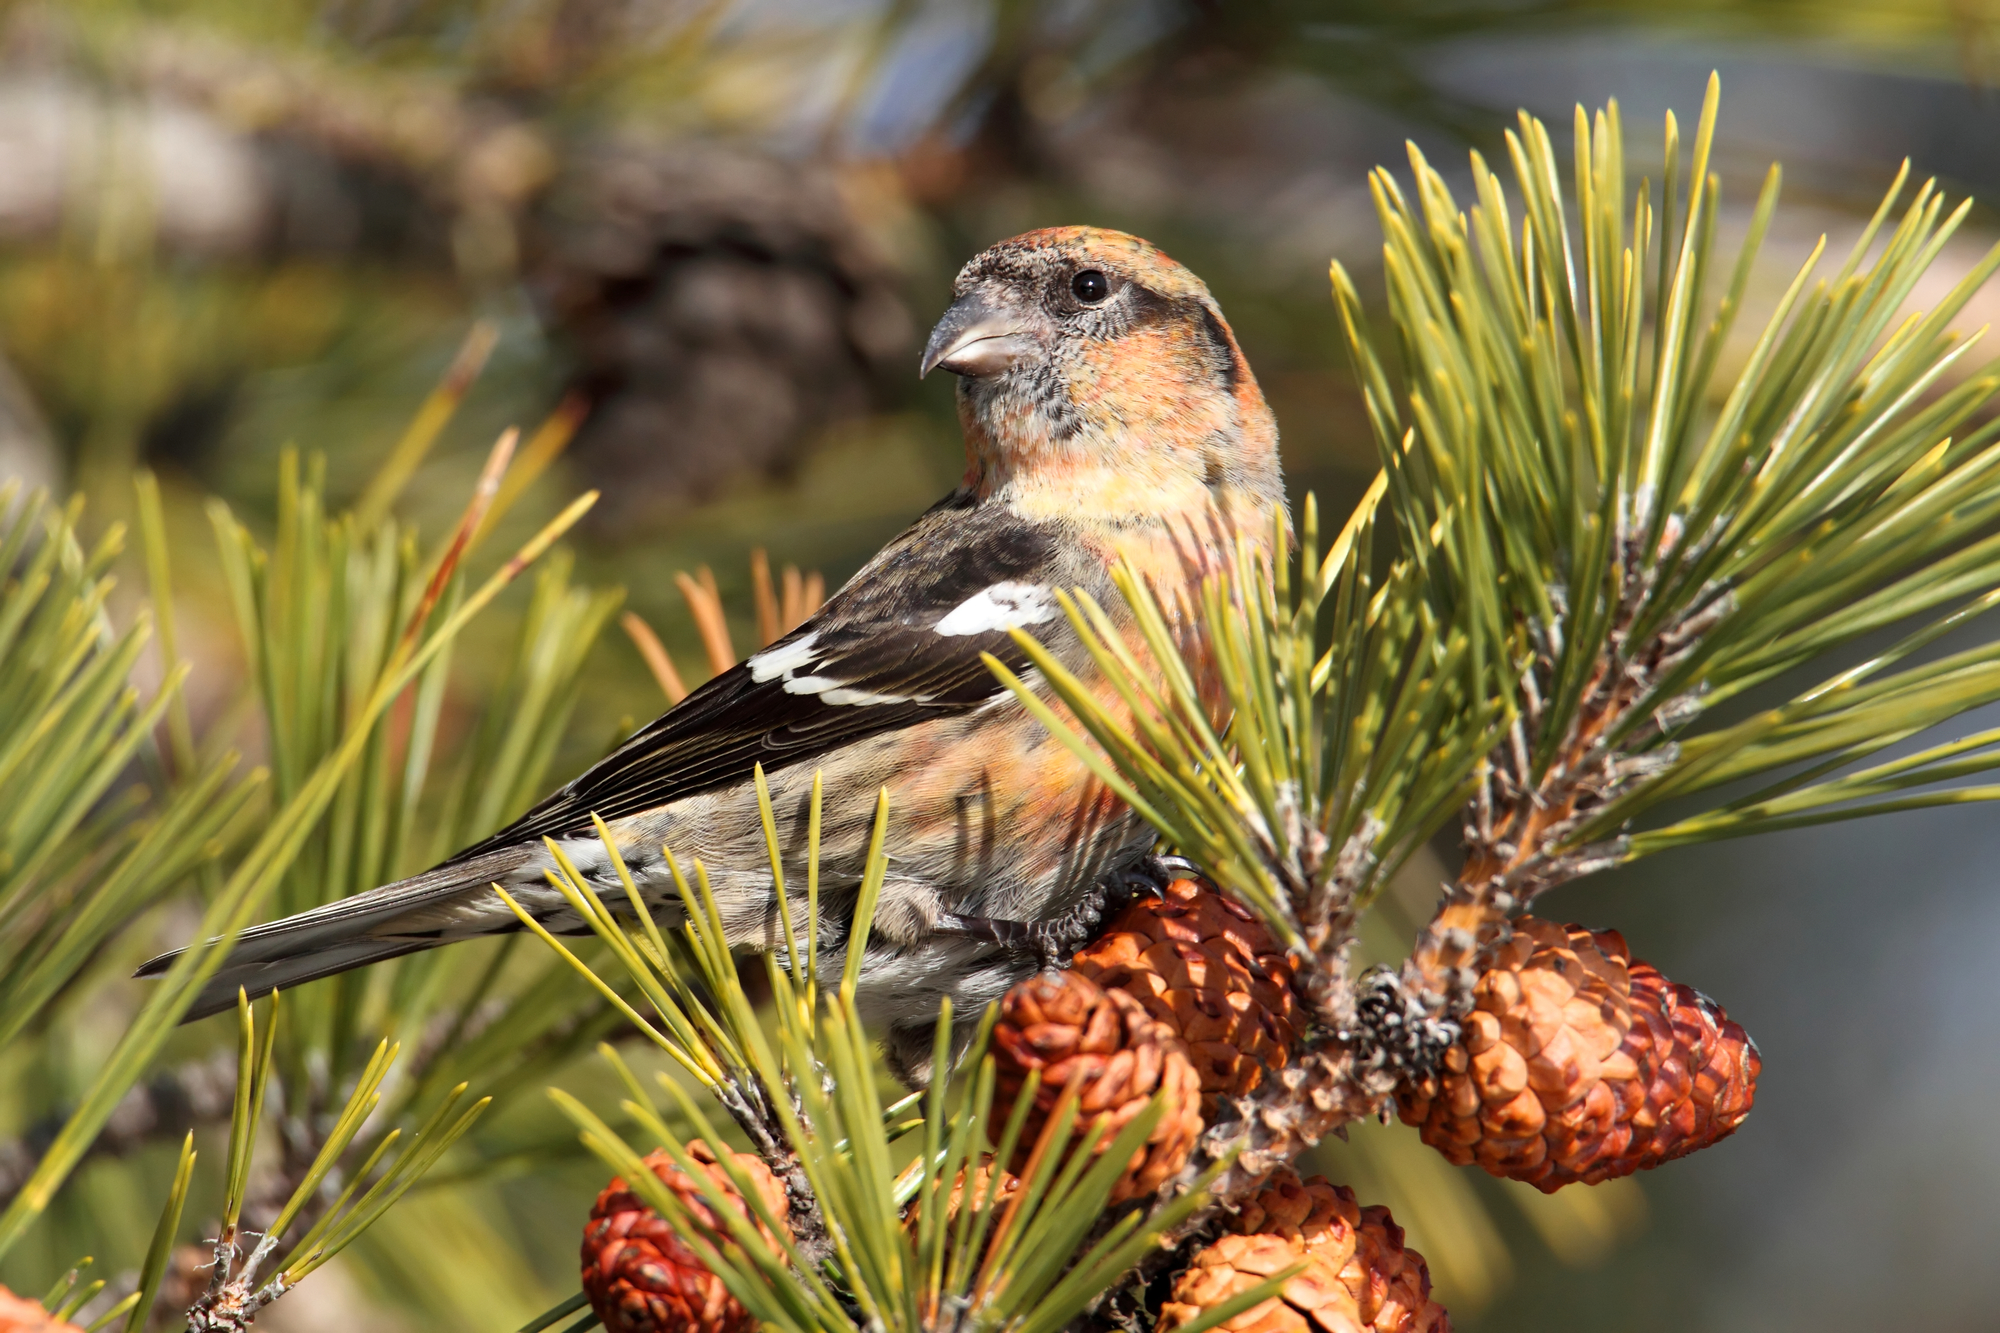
[1073,877,1299,1107]
[1159,1168,1449,1333]
[991,970,1204,1203]
[1398,916,1760,1191]
[581,1141,791,1333]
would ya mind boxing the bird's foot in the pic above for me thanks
[935,912,1047,947]
[934,856,1202,975]
[935,911,1089,973]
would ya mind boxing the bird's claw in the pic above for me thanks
[1106,852,1200,905]
[936,911,1087,972]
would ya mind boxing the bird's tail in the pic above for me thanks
[135,845,539,1022]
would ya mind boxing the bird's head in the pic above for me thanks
[922,227,1281,524]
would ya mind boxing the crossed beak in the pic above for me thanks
[920,289,1037,378]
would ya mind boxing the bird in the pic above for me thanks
[140,226,1286,1083]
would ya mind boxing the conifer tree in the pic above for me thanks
[8,79,2000,1333]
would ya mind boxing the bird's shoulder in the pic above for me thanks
[796,487,1103,669]
[444,492,1107,861]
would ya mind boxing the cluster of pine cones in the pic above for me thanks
[579,878,1760,1333]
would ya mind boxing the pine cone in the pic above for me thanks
[581,1141,791,1333]
[902,1158,1022,1268]
[1397,917,1760,1191]
[1074,877,1300,1107]
[991,970,1204,1203]
[1159,1169,1449,1333]
[532,141,911,534]
[905,1158,1022,1231]
[0,1288,80,1333]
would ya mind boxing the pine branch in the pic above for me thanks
[0,335,609,1290]
[0,1052,236,1209]
[996,79,2000,1263]
[1348,80,2000,1008]
[166,993,490,1333]
[520,788,1255,1333]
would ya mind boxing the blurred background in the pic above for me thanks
[1,1,1999,1329]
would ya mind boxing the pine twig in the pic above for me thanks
[0,1053,236,1208]
[1407,530,1714,1010]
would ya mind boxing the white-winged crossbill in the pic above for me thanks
[143,226,1286,1081]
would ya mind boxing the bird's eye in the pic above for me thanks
[1071,269,1110,304]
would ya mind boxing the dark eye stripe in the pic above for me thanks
[1197,303,1242,390]
[1123,283,1174,326]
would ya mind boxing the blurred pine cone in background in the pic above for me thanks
[1397,917,1760,1192]
[989,970,1203,1203]
[905,1157,1021,1231]
[0,8,917,516]
[1072,876,1299,1109]
[529,142,913,533]
[581,1141,791,1333]
[1159,1167,1449,1333]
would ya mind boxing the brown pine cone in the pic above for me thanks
[1158,1168,1449,1333]
[991,970,1204,1203]
[534,142,911,535]
[1631,959,1762,1169]
[581,1141,791,1333]
[1074,877,1300,1107]
[0,1287,81,1333]
[902,1158,1022,1269]
[905,1158,1022,1230]
[1397,917,1760,1191]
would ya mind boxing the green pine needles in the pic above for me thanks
[1007,75,2000,1015]
[0,341,619,1327]
[182,991,489,1333]
[1347,74,2000,868]
[19,71,2000,1333]
[516,774,1270,1333]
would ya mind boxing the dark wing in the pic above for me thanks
[445,493,1080,863]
